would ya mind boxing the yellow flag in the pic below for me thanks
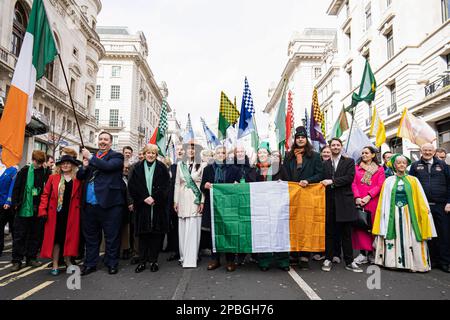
[369,106,386,148]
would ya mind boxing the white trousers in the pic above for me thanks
[178,216,202,268]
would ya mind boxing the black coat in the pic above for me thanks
[283,151,324,183]
[128,160,170,235]
[409,157,450,204]
[233,157,256,183]
[77,150,125,209]
[200,163,242,230]
[12,165,50,215]
[254,164,286,182]
[323,156,357,223]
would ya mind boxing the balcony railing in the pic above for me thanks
[425,74,450,97]
[0,46,17,69]
[387,103,397,116]
[97,120,125,129]
[137,125,146,135]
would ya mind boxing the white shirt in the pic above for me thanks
[332,154,342,171]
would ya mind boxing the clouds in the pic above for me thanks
[97,0,335,134]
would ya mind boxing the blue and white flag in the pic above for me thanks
[344,122,374,161]
[183,113,195,142]
[201,117,221,148]
[237,77,255,139]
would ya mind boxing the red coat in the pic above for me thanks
[38,174,81,259]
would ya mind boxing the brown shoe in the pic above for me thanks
[226,263,236,272]
[207,261,221,271]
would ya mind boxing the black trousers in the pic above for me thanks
[12,216,42,263]
[166,212,179,254]
[429,204,450,267]
[82,204,122,268]
[325,202,354,265]
[138,233,164,263]
[0,207,15,254]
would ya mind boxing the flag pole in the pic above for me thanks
[42,0,84,149]
[345,105,357,153]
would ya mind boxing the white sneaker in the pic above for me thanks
[322,260,333,272]
[345,262,364,273]
[312,254,325,261]
[332,256,341,264]
[354,254,368,265]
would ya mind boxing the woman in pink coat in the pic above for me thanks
[351,146,386,265]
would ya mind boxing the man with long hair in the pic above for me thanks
[283,126,323,269]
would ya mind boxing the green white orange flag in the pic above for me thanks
[0,0,57,167]
[149,98,168,156]
[331,106,349,139]
[211,182,325,253]
[397,108,436,147]
[369,106,386,148]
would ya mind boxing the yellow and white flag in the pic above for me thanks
[369,106,386,148]
[397,108,436,147]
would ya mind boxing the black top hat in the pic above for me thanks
[56,155,82,167]
[295,126,308,138]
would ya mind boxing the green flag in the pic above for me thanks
[275,80,288,151]
[351,59,376,107]
[251,116,259,152]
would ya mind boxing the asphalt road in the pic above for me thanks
[0,237,449,301]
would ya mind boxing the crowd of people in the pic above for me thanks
[0,126,449,278]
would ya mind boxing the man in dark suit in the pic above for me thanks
[78,132,125,275]
[320,138,362,273]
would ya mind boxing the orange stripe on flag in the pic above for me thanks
[0,86,28,167]
[288,183,326,252]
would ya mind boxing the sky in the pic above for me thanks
[97,0,336,138]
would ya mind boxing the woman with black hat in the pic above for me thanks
[38,155,82,276]
[283,126,324,269]
[174,140,206,268]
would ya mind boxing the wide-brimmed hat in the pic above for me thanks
[56,155,82,166]
[182,139,204,152]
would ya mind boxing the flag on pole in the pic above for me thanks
[331,106,349,139]
[275,80,288,152]
[304,108,310,139]
[351,59,377,107]
[0,0,57,167]
[237,77,256,139]
[218,92,240,140]
[345,122,374,161]
[149,98,168,156]
[251,117,259,153]
[183,113,195,141]
[310,88,326,147]
[369,106,386,148]
[201,117,221,148]
[397,108,436,147]
[285,90,295,151]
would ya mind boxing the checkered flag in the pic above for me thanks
[238,77,256,139]
[219,91,240,139]
[159,99,168,135]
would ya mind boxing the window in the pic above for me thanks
[51,110,55,125]
[446,53,450,70]
[67,119,73,134]
[314,67,322,79]
[87,95,92,113]
[345,30,351,50]
[12,1,28,57]
[96,85,101,99]
[73,47,79,59]
[348,70,353,92]
[387,31,394,60]
[111,85,120,100]
[112,66,121,77]
[62,117,66,131]
[442,0,449,22]
[73,123,77,135]
[109,109,119,127]
[89,131,95,143]
[70,78,76,97]
[112,135,119,151]
[95,109,99,125]
[44,107,50,119]
[365,4,372,30]
[387,83,397,115]
[346,1,350,18]
[38,103,43,113]
[45,62,54,82]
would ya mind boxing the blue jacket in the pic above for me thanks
[0,167,17,206]
[409,157,450,204]
[77,150,125,209]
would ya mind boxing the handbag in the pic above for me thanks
[353,206,372,231]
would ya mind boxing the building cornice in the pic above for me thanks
[327,0,345,16]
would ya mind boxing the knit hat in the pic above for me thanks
[388,153,412,172]
[294,126,308,138]
[257,142,271,154]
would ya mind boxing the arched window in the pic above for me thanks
[11,1,29,57]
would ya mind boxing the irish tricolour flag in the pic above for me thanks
[211,182,326,253]
[0,0,57,167]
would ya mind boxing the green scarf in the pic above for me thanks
[144,160,156,223]
[19,165,36,218]
[180,162,202,205]
[387,175,422,242]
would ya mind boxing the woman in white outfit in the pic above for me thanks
[174,140,205,268]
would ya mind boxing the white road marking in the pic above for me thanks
[0,266,32,281]
[0,264,13,271]
[288,269,322,300]
[171,269,192,300]
[12,281,54,300]
[0,264,48,287]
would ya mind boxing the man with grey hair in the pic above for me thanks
[410,143,450,273]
